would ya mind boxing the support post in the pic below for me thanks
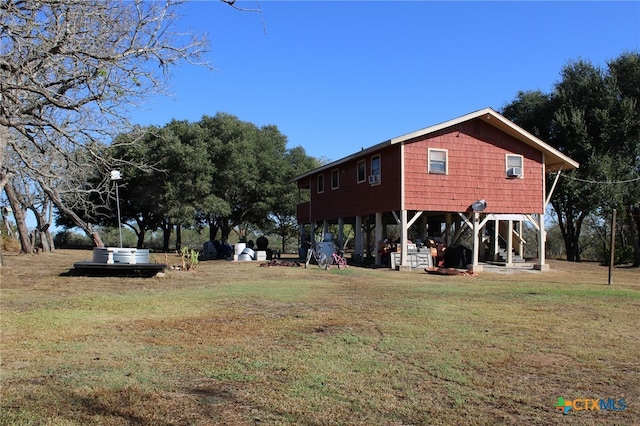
[375,212,383,266]
[493,219,500,261]
[298,223,306,260]
[354,215,363,262]
[608,209,617,285]
[399,209,410,270]
[534,212,549,271]
[470,211,482,271]
[506,220,514,267]
[517,220,524,259]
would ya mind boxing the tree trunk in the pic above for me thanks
[208,218,219,242]
[4,182,34,254]
[221,224,232,244]
[39,182,104,247]
[129,218,146,249]
[564,234,580,262]
[176,224,182,251]
[553,203,586,263]
[136,229,145,249]
[0,131,7,266]
[162,222,172,252]
[31,209,53,252]
[281,231,286,254]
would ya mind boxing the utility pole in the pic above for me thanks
[608,209,617,285]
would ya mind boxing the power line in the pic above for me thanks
[560,174,640,185]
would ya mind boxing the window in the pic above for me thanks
[317,174,324,193]
[506,154,523,178]
[331,168,339,189]
[357,160,366,183]
[428,149,448,174]
[370,155,381,184]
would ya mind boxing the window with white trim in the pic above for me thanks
[357,160,366,183]
[428,148,448,174]
[370,155,381,185]
[331,168,339,190]
[317,174,324,193]
[506,154,523,178]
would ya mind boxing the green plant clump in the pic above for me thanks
[180,246,199,270]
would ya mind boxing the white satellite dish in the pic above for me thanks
[471,199,487,212]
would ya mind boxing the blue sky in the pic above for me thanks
[132,1,640,162]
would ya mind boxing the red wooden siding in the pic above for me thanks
[404,120,544,213]
[307,145,402,222]
[297,201,310,224]
[297,117,548,223]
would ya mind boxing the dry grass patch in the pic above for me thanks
[1,251,638,425]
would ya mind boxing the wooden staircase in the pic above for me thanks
[496,247,526,263]
[495,221,527,263]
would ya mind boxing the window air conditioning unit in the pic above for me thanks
[368,174,380,184]
[507,167,522,178]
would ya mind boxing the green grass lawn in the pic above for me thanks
[1,250,638,425]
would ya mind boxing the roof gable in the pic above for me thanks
[293,108,579,182]
[390,108,578,171]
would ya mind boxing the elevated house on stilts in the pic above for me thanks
[292,108,579,271]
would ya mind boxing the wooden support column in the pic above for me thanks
[493,219,500,261]
[537,154,550,271]
[470,211,482,271]
[365,218,372,258]
[517,220,524,259]
[298,223,305,260]
[479,220,486,260]
[506,220,514,267]
[338,218,344,249]
[354,215,363,262]
[399,209,411,271]
[374,212,383,265]
[535,212,549,271]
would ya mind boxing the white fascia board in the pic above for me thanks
[486,110,579,171]
[390,108,495,145]
[485,213,531,222]
[292,139,392,183]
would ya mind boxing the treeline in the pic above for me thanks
[502,52,640,266]
[2,51,639,266]
[53,113,320,252]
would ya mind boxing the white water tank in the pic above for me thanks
[241,248,255,259]
[92,247,149,264]
[235,243,246,256]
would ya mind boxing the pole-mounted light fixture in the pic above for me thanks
[110,170,123,248]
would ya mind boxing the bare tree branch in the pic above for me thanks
[220,0,266,33]
[1,0,210,245]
